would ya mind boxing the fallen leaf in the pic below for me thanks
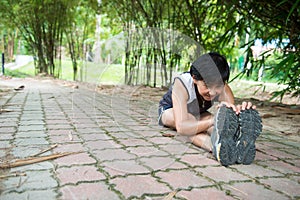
[162,133,175,137]
[14,85,25,91]
[261,113,277,118]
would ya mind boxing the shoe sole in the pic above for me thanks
[237,109,262,164]
[213,106,239,166]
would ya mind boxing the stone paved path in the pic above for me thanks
[0,78,299,200]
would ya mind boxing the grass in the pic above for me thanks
[5,60,298,104]
[4,59,288,93]
[5,60,125,84]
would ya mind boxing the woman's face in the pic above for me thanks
[193,79,223,101]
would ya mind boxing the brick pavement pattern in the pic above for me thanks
[0,78,299,200]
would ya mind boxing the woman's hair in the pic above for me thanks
[190,52,230,83]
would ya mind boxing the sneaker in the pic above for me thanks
[236,109,262,165]
[211,105,239,166]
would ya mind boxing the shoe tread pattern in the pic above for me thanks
[238,109,262,164]
[215,106,239,166]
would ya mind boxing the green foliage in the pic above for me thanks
[218,0,300,99]
[0,0,298,98]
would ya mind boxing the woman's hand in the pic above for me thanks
[218,101,238,114]
[218,101,256,115]
[236,101,256,114]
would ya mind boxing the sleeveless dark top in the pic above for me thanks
[159,73,214,118]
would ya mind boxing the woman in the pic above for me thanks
[158,52,262,166]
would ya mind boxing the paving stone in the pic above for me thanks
[255,151,278,161]
[76,127,107,134]
[148,135,181,145]
[93,148,136,162]
[177,187,235,200]
[0,149,6,158]
[278,147,300,157]
[257,141,290,149]
[1,79,299,200]
[72,122,100,129]
[0,117,19,123]
[60,182,120,200]
[17,125,45,132]
[102,160,150,177]
[259,160,300,174]
[0,140,12,148]
[20,114,44,121]
[156,169,213,190]
[119,138,153,147]
[140,156,185,171]
[232,164,283,179]
[127,146,169,157]
[110,174,171,199]
[0,127,16,134]
[53,143,86,153]
[15,131,47,139]
[0,121,19,127]
[79,133,113,141]
[18,120,45,126]
[46,119,70,124]
[49,134,81,144]
[259,177,300,198]
[10,161,54,172]
[138,130,168,138]
[0,134,14,140]
[56,165,106,185]
[109,131,144,139]
[14,138,49,146]
[47,124,74,130]
[0,189,58,200]
[3,170,58,192]
[47,129,73,136]
[223,182,289,200]
[160,143,200,157]
[0,113,21,119]
[12,146,50,158]
[85,140,122,151]
[104,126,133,133]
[261,148,299,159]
[196,166,250,183]
[180,153,219,167]
[54,152,96,166]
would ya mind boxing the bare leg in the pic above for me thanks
[189,134,212,152]
[161,108,176,128]
[162,109,214,151]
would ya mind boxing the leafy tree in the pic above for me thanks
[0,0,99,79]
[218,0,300,97]
[0,0,69,75]
[63,0,99,80]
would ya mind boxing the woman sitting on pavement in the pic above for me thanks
[158,52,262,166]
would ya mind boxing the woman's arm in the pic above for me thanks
[219,83,256,113]
[219,83,235,104]
[172,79,213,135]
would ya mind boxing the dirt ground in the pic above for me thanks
[93,80,300,138]
[1,77,300,139]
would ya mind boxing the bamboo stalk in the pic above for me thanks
[0,109,13,113]
[0,151,81,169]
[163,190,177,200]
[0,172,27,179]
[31,144,58,157]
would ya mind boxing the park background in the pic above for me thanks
[0,0,299,102]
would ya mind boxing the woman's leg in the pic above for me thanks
[189,134,212,152]
[162,109,214,151]
[161,108,176,128]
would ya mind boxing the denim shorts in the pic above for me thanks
[158,105,172,126]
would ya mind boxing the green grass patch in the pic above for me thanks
[5,60,125,85]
